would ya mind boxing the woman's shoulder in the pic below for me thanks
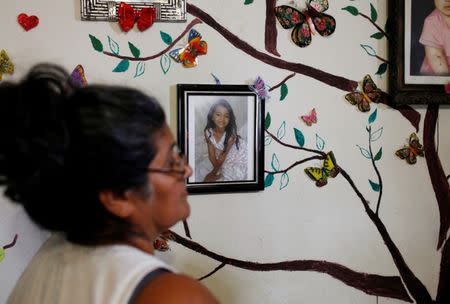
[133,273,219,304]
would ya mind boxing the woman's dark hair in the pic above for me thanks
[0,63,165,245]
[204,99,240,150]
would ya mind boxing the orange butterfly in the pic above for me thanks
[169,29,207,68]
[345,75,387,112]
[395,133,424,165]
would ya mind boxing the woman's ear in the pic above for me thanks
[98,190,136,218]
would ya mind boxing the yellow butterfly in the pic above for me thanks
[0,50,14,81]
[304,151,340,187]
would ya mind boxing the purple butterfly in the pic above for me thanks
[249,76,270,100]
[68,65,87,88]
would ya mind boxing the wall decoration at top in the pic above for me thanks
[274,0,336,48]
[17,13,39,32]
[388,1,450,104]
[169,29,207,68]
[80,0,186,23]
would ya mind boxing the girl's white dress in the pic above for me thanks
[196,128,248,182]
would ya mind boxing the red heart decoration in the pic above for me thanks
[17,13,39,31]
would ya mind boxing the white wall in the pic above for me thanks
[1,1,449,303]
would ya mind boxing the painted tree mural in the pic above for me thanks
[87,1,449,303]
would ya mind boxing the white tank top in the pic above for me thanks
[7,234,173,304]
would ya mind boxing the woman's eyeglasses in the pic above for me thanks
[147,145,187,176]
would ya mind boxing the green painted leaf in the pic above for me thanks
[264,173,275,188]
[280,83,288,101]
[134,62,145,78]
[370,32,384,40]
[342,6,359,16]
[374,147,383,161]
[280,172,290,190]
[376,63,388,76]
[357,145,371,159]
[360,44,377,57]
[277,121,286,139]
[108,36,120,55]
[369,179,380,192]
[370,3,378,22]
[315,133,325,151]
[264,135,272,146]
[265,112,271,130]
[368,109,377,124]
[271,153,280,171]
[112,59,130,72]
[294,128,305,147]
[128,42,140,59]
[160,31,173,45]
[370,127,383,142]
[160,53,171,75]
[244,0,254,4]
[89,34,103,52]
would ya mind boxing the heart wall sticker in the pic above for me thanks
[17,13,39,31]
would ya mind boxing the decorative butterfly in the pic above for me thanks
[249,76,270,100]
[0,50,14,81]
[395,133,424,165]
[153,231,174,252]
[300,108,317,126]
[345,75,387,112]
[68,65,88,88]
[304,151,339,187]
[274,0,336,48]
[117,2,156,33]
[169,29,208,68]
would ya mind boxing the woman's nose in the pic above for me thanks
[184,163,193,178]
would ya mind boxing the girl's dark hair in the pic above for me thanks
[204,99,240,150]
[0,63,165,245]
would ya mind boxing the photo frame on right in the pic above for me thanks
[389,1,450,104]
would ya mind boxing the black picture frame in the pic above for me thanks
[388,1,450,104]
[177,84,265,194]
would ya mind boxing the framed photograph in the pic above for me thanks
[177,84,265,194]
[389,1,450,104]
[80,0,186,22]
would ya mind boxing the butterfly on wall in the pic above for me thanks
[117,2,156,33]
[0,49,14,81]
[300,108,317,126]
[395,133,424,165]
[249,76,270,100]
[274,0,336,48]
[345,75,387,112]
[68,65,88,88]
[304,151,340,187]
[169,29,208,68]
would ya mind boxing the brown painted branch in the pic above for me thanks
[186,3,358,92]
[375,55,389,64]
[358,13,390,41]
[103,18,202,61]
[198,262,226,281]
[436,237,450,303]
[269,73,296,92]
[340,168,433,303]
[265,155,324,174]
[423,105,450,250]
[265,0,280,57]
[169,230,411,302]
[383,100,421,132]
[265,130,326,157]
[3,234,18,250]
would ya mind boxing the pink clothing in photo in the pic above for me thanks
[419,9,450,74]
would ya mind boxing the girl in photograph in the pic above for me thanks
[199,99,248,182]
[419,0,450,75]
